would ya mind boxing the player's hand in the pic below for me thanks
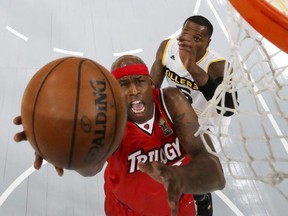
[13,116,64,176]
[139,162,181,216]
[34,153,64,176]
[177,30,197,71]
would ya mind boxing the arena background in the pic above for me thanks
[0,0,287,215]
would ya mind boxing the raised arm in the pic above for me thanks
[150,39,169,88]
[178,30,238,116]
[178,30,222,95]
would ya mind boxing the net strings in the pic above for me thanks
[196,1,288,199]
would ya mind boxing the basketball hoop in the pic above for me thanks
[229,0,288,53]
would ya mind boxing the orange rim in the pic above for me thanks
[229,0,288,53]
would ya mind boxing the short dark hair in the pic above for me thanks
[183,15,213,37]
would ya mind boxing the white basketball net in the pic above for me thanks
[197,0,288,199]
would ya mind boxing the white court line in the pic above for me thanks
[113,48,143,57]
[6,26,29,41]
[0,160,47,207]
[253,83,288,153]
[53,47,84,56]
[214,191,245,216]
[206,0,229,40]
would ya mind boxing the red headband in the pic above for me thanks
[111,64,149,79]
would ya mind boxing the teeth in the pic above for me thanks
[131,100,145,113]
[131,100,141,105]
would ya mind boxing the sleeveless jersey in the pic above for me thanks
[162,38,231,151]
[104,88,196,216]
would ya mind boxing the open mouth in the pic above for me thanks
[131,100,145,114]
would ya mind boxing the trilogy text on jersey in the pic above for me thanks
[84,79,108,163]
[128,138,183,173]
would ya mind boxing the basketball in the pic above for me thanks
[21,57,127,170]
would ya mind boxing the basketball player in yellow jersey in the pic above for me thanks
[150,15,238,216]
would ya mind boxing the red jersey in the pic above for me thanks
[104,88,196,216]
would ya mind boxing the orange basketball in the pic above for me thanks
[21,57,127,170]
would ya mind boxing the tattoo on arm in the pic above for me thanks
[173,112,200,148]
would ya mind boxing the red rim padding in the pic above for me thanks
[229,0,288,53]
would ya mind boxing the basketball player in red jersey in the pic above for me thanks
[13,55,225,216]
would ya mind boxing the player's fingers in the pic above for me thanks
[178,40,189,48]
[139,161,162,175]
[169,201,178,216]
[178,34,193,44]
[178,35,196,49]
[178,41,195,51]
[34,153,43,170]
[13,131,27,142]
[167,185,181,203]
[160,168,181,215]
[154,162,174,180]
[138,161,153,173]
[151,162,166,179]
[139,162,165,183]
[167,178,180,211]
[13,116,22,125]
[148,163,181,215]
[168,189,180,216]
[164,171,180,196]
[13,116,27,142]
[178,44,195,56]
[55,167,64,176]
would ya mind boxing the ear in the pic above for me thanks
[207,38,211,46]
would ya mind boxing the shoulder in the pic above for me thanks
[154,39,171,65]
[206,49,227,78]
[157,39,170,53]
[160,38,170,47]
